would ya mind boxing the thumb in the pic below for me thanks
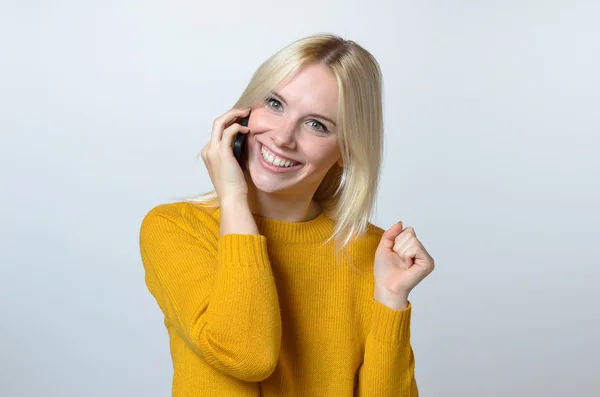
[378,221,404,251]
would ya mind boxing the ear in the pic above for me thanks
[337,159,344,167]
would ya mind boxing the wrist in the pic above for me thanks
[374,286,409,310]
[219,196,259,236]
[220,195,248,209]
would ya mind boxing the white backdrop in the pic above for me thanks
[1,1,599,396]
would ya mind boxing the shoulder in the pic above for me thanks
[365,222,385,239]
[361,222,385,248]
[140,201,220,240]
[343,222,384,259]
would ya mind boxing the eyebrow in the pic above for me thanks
[270,91,337,127]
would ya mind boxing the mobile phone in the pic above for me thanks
[233,112,250,170]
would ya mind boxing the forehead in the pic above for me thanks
[275,63,339,115]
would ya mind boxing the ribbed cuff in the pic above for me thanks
[218,234,270,269]
[369,298,412,344]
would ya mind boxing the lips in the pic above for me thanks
[256,142,303,173]
[259,143,301,164]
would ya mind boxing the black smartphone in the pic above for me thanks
[233,112,250,170]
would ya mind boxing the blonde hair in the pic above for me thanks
[184,33,384,271]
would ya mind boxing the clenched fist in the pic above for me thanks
[373,221,435,310]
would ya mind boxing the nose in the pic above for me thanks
[271,119,297,150]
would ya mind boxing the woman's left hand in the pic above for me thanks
[373,221,435,308]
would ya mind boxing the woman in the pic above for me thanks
[139,33,435,396]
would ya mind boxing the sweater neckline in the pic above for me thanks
[215,207,334,244]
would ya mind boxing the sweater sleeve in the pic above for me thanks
[139,204,282,382]
[355,299,418,396]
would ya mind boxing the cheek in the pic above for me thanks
[308,144,341,167]
[248,108,278,131]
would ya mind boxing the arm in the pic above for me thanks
[359,217,435,395]
[355,297,418,396]
[139,203,281,382]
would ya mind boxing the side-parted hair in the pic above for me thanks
[183,33,384,271]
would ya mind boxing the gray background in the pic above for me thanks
[1,1,598,396]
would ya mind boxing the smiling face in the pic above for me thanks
[245,63,343,197]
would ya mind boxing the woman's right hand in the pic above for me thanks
[201,108,252,204]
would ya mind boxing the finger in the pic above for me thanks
[392,228,417,256]
[407,246,434,279]
[220,123,251,154]
[378,221,404,251]
[412,243,434,271]
[403,227,416,237]
[393,231,413,251]
[210,107,251,144]
[399,243,419,267]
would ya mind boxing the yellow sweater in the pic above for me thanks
[139,201,418,396]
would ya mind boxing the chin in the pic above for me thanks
[250,173,293,194]
[246,161,299,195]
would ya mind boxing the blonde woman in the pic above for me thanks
[139,33,435,396]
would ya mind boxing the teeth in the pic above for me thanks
[261,145,298,168]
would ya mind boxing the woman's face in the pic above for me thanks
[245,63,342,196]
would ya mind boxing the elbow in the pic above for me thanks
[199,331,280,382]
[235,354,278,382]
[204,345,279,382]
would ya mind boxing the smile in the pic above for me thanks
[257,143,303,173]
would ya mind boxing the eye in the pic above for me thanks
[308,120,329,134]
[266,97,283,111]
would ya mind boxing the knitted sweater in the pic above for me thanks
[139,201,418,396]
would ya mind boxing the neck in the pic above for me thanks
[245,188,322,223]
